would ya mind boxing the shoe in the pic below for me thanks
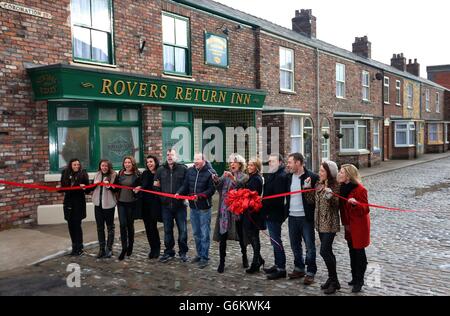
[246,257,265,274]
[191,256,201,264]
[321,278,333,290]
[198,259,209,269]
[352,283,363,293]
[217,261,225,273]
[323,281,341,295]
[304,275,315,285]
[242,254,249,269]
[288,270,306,279]
[348,280,356,286]
[74,249,84,257]
[267,269,287,280]
[118,248,127,261]
[149,251,160,259]
[179,253,189,263]
[126,244,133,257]
[104,249,113,258]
[159,253,174,263]
[263,265,278,275]
[97,248,106,259]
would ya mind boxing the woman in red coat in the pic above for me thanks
[337,164,370,293]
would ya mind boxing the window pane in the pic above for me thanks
[91,0,110,31]
[162,15,175,44]
[163,126,190,161]
[123,109,139,121]
[99,108,117,121]
[279,48,286,69]
[342,128,354,149]
[358,127,367,149]
[163,45,175,72]
[73,26,91,59]
[71,0,91,26]
[162,111,172,122]
[280,70,292,90]
[409,130,416,145]
[175,111,189,123]
[175,18,188,47]
[291,118,300,135]
[291,137,301,153]
[396,131,407,145]
[57,107,88,121]
[58,127,90,169]
[174,47,186,73]
[304,118,313,128]
[91,30,109,62]
[100,127,140,166]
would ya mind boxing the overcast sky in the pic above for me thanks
[214,0,449,78]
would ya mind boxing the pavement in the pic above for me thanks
[1,151,449,274]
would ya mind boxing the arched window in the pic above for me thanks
[321,118,331,162]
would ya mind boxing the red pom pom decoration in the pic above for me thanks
[225,189,262,216]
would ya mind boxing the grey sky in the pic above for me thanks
[214,0,449,78]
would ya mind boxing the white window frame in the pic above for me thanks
[436,92,440,113]
[395,80,401,106]
[383,76,390,104]
[279,47,294,92]
[373,121,380,151]
[445,124,449,144]
[428,123,439,142]
[336,63,346,98]
[395,122,415,147]
[407,83,414,109]
[340,120,367,152]
[362,71,370,101]
[290,117,302,153]
[425,89,430,112]
[321,118,330,162]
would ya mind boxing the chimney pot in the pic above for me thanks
[292,9,316,38]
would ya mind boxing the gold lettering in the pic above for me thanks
[236,93,243,104]
[243,94,251,105]
[160,85,168,99]
[201,89,211,102]
[138,83,148,97]
[101,79,113,95]
[185,88,193,101]
[113,80,126,95]
[219,91,227,103]
[231,92,236,104]
[126,81,138,96]
[175,87,184,100]
[210,90,218,103]
[194,89,202,101]
[149,84,159,99]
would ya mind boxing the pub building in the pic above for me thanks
[0,0,448,229]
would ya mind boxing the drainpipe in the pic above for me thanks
[316,48,320,171]
[381,70,385,161]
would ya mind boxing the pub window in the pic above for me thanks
[162,12,190,75]
[48,102,142,172]
[162,109,193,162]
[71,0,114,64]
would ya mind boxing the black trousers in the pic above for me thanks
[218,228,247,262]
[243,217,262,265]
[348,240,368,284]
[94,206,115,251]
[118,202,135,250]
[142,207,161,255]
[67,219,83,251]
[319,232,338,281]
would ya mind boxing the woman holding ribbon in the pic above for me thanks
[212,153,249,273]
[89,159,117,259]
[337,164,370,293]
[59,158,90,256]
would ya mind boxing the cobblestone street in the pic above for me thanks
[1,158,449,296]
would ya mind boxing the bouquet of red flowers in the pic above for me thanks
[225,189,263,216]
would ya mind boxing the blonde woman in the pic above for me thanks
[337,164,370,293]
[212,153,249,273]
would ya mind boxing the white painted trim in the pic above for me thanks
[262,112,310,117]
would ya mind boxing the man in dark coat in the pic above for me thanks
[177,153,216,268]
[154,149,188,263]
[261,154,289,280]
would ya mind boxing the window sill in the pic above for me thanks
[336,96,346,100]
[279,90,296,95]
[362,100,371,104]
[384,102,390,105]
[338,149,370,156]
[394,144,415,148]
[162,73,195,81]
[396,104,402,107]
[372,149,381,154]
[71,60,117,69]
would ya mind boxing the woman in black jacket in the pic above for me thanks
[141,155,162,259]
[59,158,89,256]
[242,157,265,274]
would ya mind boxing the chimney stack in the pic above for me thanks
[391,53,407,71]
[352,36,371,59]
[292,9,316,38]
[406,58,420,77]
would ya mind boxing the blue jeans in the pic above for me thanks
[288,216,317,276]
[162,206,188,256]
[190,208,212,261]
[266,220,286,270]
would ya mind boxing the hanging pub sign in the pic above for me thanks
[204,32,228,68]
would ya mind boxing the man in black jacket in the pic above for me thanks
[154,149,188,263]
[176,153,216,269]
[261,154,289,280]
[285,152,319,285]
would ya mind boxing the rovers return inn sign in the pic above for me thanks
[27,64,266,110]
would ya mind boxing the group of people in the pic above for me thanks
[59,149,370,294]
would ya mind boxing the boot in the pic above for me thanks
[242,252,249,269]
[118,248,127,261]
[218,239,226,273]
[246,256,265,274]
[69,244,77,256]
[217,258,225,274]
[324,280,341,295]
[97,244,106,259]
[105,225,114,258]
[127,242,133,257]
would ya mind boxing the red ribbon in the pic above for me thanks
[331,192,419,213]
